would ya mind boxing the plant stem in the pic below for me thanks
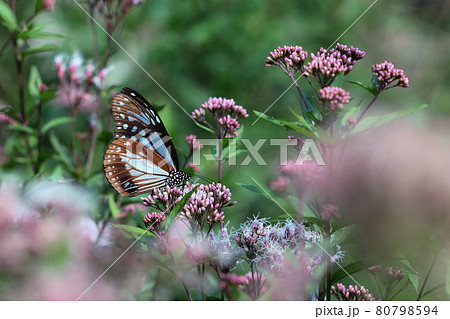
[288,72,310,112]
[374,275,385,300]
[325,219,332,301]
[389,281,410,300]
[417,250,439,301]
[12,35,36,173]
[35,101,43,173]
[89,3,101,65]
[357,94,379,122]
[160,236,192,300]
[218,139,223,183]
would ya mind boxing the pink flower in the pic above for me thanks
[331,283,375,301]
[372,61,409,90]
[0,113,17,125]
[304,43,365,87]
[143,212,166,233]
[270,176,290,193]
[320,86,351,110]
[347,117,357,125]
[266,45,308,73]
[43,0,55,11]
[56,84,98,113]
[320,203,339,220]
[186,134,203,151]
[188,162,200,173]
[119,203,145,218]
[191,97,248,138]
[219,273,250,291]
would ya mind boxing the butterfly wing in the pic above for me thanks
[111,87,180,170]
[104,138,175,196]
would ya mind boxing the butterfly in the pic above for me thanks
[104,87,191,197]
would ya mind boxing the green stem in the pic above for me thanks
[160,236,193,301]
[356,94,379,122]
[417,251,439,301]
[288,72,310,112]
[218,139,223,183]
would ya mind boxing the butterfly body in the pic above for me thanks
[104,87,190,197]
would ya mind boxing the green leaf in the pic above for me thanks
[35,0,44,12]
[236,182,263,194]
[422,283,445,298]
[399,253,420,293]
[49,132,75,174]
[42,117,74,134]
[108,194,121,219]
[112,224,156,238]
[39,88,57,102]
[18,25,66,39]
[332,72,345,88]
[340,101,362,126]
[7,124,36,135]
[302,216,322,228]
[194,121,216,135]
[349,104,428,136]
[330,225,355,246]
[28,66,42,103]
[164,185,200,230]
[347,80,378,96]
[23,43,59,56]
[253,110,318,138]
[0,1,17,31]
[331,260,375,285]
[300,96,321,124]
[223,148,247,163]
[371,72,380,90]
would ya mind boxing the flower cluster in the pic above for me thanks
[219,272,267,299]
[119,203,146,218]
[233,217,324,271]
[287,135,305,153]
[277,161,327,198]
[304,43,365,87]
[0,113,17,125]
[369,265,405,282]
[186,134,202,151]
[265,45,308,75]
[320,203,339,220]
[54,52,110,112]
[219,273,249,291]
[141,182,236,231]
[270,176,290,193]
[142,184,185,211]
[372,61,409,91]
[143,212,166,233]
[207,227,242,273]
[183,183,236,230]
[320,86,351,111]
[43,0,55,11]
[331,283,375,301]
[92,0,144,34]
[191,97,248,138]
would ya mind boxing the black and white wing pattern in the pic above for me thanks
[104,87,190,197]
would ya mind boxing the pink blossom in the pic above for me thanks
[372,61,409,90]
[270,176,290,193]
[320,86,351,110]
[186,134,203,151]
[43,0,55,11]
